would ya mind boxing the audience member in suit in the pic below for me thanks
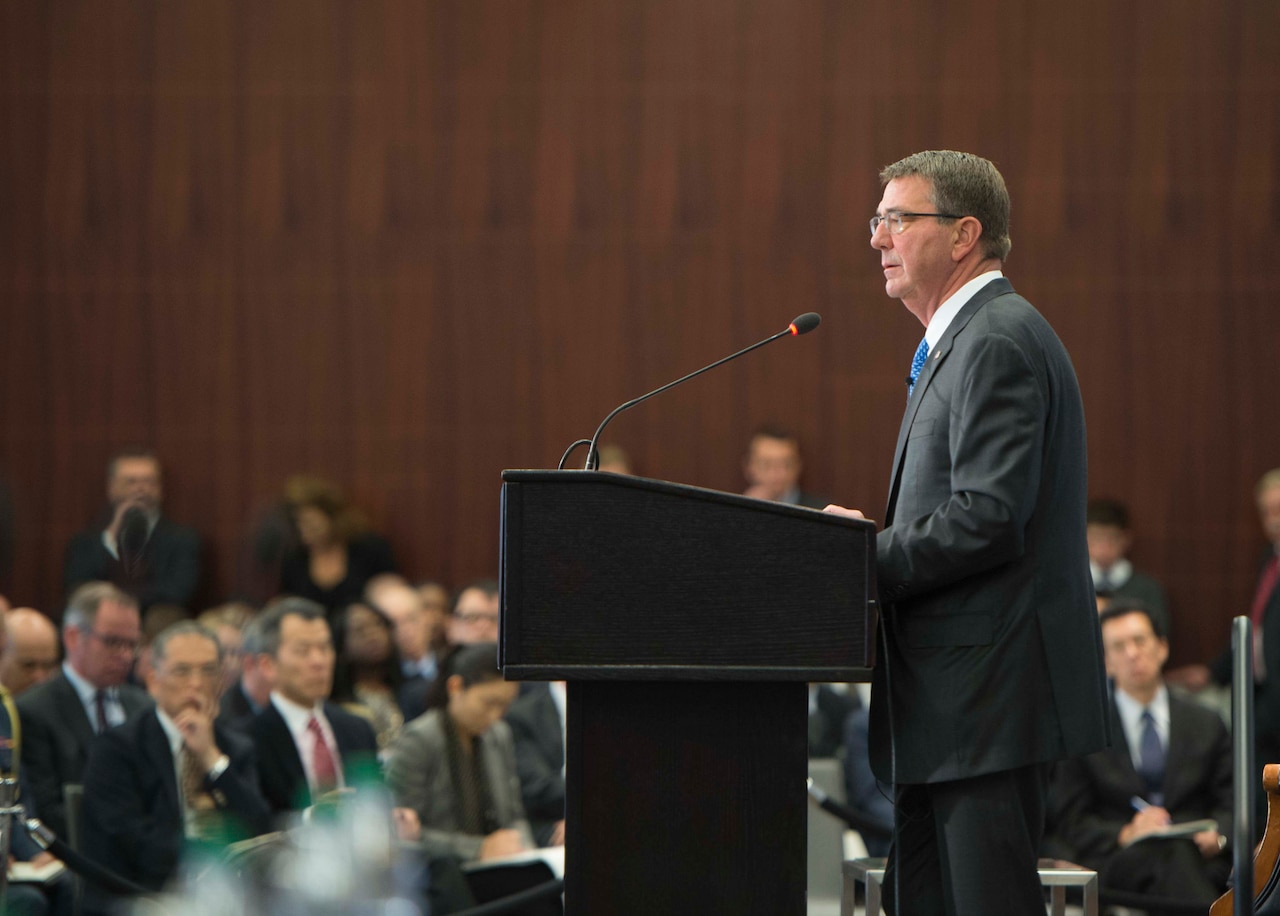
[0,607,60,697]
[195,602,255,701]
[824,151,1110,915]
[808,683,857,758]
[1048,602,1231,907]
[247,597,379,814]
[62,448,201,611]
[741,425,826,509]
[216,612,274,733]
[330,601,411,755]
[365,577,437,718]
[386,643,533,863]
[18,582,152,837]
[1173,469,1280,807]
[80,622,271,914]
[277,476,396,615]
[445,582,500,647]
[0,673,73,916]
[843,702,895,858]
[1087,498,1171,634]
[504,681,566,847]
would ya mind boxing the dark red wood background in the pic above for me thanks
[2,1,1278,664]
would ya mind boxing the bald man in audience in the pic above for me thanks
[0,608,61,697]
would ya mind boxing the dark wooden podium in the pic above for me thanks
[499,471,876,915]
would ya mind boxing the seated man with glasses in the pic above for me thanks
[17,581,153,838]
[81,621,271,913]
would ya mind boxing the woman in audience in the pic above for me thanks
[330,601,407,755]
[278,475,396,614]
[385,643,532,863]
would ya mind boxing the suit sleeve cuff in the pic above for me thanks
[207,754,231,782]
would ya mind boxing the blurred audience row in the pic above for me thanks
[0,574,550,915]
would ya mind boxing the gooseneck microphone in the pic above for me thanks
[567,312,821,470]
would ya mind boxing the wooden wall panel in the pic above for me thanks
[1,0,1278,665]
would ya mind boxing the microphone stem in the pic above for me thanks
[584,327,793,470]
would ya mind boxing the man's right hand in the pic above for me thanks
[106,498,145,544]
[1119,805,1172,846]
[478,828,526,861]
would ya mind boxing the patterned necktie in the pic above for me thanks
[907,337,930,397]
[1136,708,1165,805]
[307,715,339,793]
[180,748,216,813]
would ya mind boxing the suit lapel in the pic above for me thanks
[1105,698,1149,799]
[141,712,182,819]
[883,278,1012,521]
[263,705,309,805]
[53,677,96,752]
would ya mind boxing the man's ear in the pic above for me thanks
[950,216,984,262]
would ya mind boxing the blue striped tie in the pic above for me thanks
[907,337,930,397]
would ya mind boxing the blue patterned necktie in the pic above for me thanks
[1136,708,1165,805]
[907,337,930,397]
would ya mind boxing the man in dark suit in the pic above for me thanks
[18,582,153,838]
[1049,602,1230,903]
[504,681,566,847]
[741,425,827,509]
[0,677,73,916]
[247,597,378,814]
[826,150,1110,914]
[80,622,271,913]
[1087,498,1170,632]
[216,613,273,733]
[62,448,201,611]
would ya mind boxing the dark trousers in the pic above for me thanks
[882,763,1048,916]
[1101,838,1229,913]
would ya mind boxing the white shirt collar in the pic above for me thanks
[270,690,326,736]
[1091,557,1133,590]
[155,707,186,757]
[63,660,112,704]
[923,270,1004,350]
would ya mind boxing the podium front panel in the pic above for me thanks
[500,471,875,681]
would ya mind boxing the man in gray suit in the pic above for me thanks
[18,581,153,837]
[826,150,1110,914]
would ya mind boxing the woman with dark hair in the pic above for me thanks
[278,475,396,613]
[385,643,532,863]
[330,601,408,755]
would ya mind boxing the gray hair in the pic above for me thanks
[880,150,1012,261]
[151,621,223,667]
[254,596,328,658]
[63,582,138,633]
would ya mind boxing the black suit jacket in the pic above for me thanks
[871,279,1110,784]
[1047,689,1232,872]
[216,682,259,734]
[504,685,565,846]
[250,699,378,814]
[17,672,153,837]
[63,514,201,610]
[80,708,270,903]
